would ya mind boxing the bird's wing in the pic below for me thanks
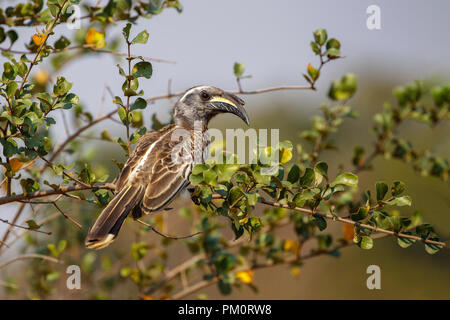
[116,124,176,190]
[116,124,194,215]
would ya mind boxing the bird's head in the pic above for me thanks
[173,86,249,128]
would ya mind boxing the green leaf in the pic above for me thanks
[46,271,60,282]
[54,36,71,50]
[148,0,164,14]
[314,161,328,179]
[325,48,340,58]
[375,181,388,201]
[358,236,373,250]
[231,222,244,240]
[313,29,327,46]
[203,169,217,186]
[397,234,415,248]
[246,217,262,233]
[228,186,244,205]
[424,241,442,255]
[287,164,300,183]
[331,172,358,188]
[122,23,132,40]
[307,63,319,81]
[233,62,245,78]
[310,41,320,55]
[383,196,412,207]
[415,224,433,238]
[131,242,148,261]
[326,38,341,50]
[20,178,40,194]
[151,113,164,130]
[53,76,72,96]
[299,168,314,186]
[314,216,327,231]
[218,280,232,295]
[317,234,332,250]
[6,81,18,98]
[3,62,16,80]
[292,189,315,207]
[391,181,406,196]
[132,61,153,79]
[132,30,149,44]
[6,30,18,47]
[192,164,208,175]
[117,107,127,124]
[95,189,111,206]
[0,27,5,44]
[189,174,203,186]
[130,97,147,110]
[351,207,368,221]
[328,73,357,101]
[25,220,41,230]
[1,138,18,157]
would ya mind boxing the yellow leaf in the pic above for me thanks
[159,293,170,300]
[280,149,292,164]
[238,216,248,225]
[343,224,355,243]
[236,269,254,284]
[32,29,47,46]
[85,27,106,49]
[140,294,153,300]
[307,63,313,72]
[283,239,299,254]
[34,69,49,86]
[154,215,164,230]
[10,158,25,173]
[290,266,301,277]
[2,179,7,194]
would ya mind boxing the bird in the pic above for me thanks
[85,85,249,249]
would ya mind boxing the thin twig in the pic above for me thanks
[53,202,82,229]
[0,218,51,235]
[0,254,61,269]
[0,45,176,64]
[145,85,314,104]
[136,219,203,240]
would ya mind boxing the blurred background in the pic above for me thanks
[0,0,449,299]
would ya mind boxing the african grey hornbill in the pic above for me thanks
[85,86,249,249]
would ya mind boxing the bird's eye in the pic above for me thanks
[200,90,210,101]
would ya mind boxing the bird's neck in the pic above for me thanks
[175,116,209,132]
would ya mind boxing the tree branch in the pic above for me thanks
[0,183,116,206]
[18,0,68,93]
[0,253,61,269]
[258,198,446,247]
[170,233,384,300]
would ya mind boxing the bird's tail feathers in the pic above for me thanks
[85,185,144,250]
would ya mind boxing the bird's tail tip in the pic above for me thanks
[85,233,116,250]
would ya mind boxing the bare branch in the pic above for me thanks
[0,254,61,269]
[0,218,51,235]
[136,219,203,240]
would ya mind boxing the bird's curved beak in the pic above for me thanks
[208,92,249,125]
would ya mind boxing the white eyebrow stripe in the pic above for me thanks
[180,86,210,102]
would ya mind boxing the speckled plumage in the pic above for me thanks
[85,86,248,249]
